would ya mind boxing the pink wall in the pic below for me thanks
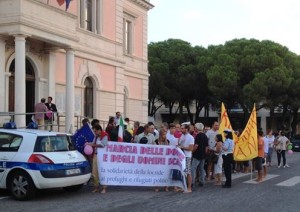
[55,52,66,83]
[134,16,143,58]
[102,0,116,40]
[125,76,142,99]
[74,57,84,83]
[98,64,116,91]
[55,52,116,90]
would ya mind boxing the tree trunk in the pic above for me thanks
[269,107,276,130]
[185,102,193,124]
[291,108,299,137]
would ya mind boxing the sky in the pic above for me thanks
[148,0,300,55]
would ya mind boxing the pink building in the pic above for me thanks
[0,0,153,132]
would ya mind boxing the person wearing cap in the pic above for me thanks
[191,123,208,187]
[222,129,234,188]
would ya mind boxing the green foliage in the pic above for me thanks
[148,38,300,131]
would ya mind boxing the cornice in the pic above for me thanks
[128,0,154,11]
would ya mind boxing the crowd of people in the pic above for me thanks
[80,113,292,194]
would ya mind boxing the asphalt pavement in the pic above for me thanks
[1,152,300,212]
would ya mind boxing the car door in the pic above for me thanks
[0,132,22,183]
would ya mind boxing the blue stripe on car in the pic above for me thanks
[0,161,89,171]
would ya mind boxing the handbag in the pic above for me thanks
[211,153,219,164]
[170,169,183,181]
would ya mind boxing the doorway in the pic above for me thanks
[9,59,36,125]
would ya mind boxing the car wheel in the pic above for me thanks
[63,184,83,192]
[8,170,36,201]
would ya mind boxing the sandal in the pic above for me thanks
[174,188,184,192]
[92,188,99,193]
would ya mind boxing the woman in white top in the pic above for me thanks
[265,129,275,166]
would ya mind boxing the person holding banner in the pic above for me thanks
[154,128,170,192]
[166,123,179,146]
[135,124,156,145]
[85,125,109,193]
[179,124,195,193]
[222,129,234,188]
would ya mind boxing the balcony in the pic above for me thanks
[0,0,78,47]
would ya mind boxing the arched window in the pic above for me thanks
[84,77,93,118]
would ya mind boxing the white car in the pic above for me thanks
[0,128,91,200]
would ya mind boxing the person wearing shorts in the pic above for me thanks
[178,124,195,193]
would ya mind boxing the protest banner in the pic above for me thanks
[97,142,187,190]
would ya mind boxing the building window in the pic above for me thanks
[123,13,135,55]
[80,0,102,33]
[84,77,93,118]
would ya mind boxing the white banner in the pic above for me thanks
[97,142,187,190]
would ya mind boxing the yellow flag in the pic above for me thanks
[219,103,238,142]
[233,105,258,161]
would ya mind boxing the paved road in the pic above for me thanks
[1,152,299,212]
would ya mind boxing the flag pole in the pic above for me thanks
[250,161,253,180]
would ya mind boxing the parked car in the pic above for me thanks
[0,128,91,200]
[291,134,300,152]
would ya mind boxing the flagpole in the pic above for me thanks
[250,161,253,181]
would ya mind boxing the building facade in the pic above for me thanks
[0,0,153,132]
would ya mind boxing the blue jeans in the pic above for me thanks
[267,147,273,163]
[191,158,206,185]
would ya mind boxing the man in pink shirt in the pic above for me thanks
[34,98,48,130]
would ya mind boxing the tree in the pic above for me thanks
[149,38,300,132]
[148,39,197,122]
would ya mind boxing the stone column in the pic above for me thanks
[47,50,56,98]
[65,49,75,133]
[14,35,26,127]
[0,37,6,112]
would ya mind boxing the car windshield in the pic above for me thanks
[34,135,75,152]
